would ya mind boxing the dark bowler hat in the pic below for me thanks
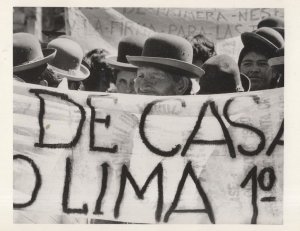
[199,54,251,94]
[257,16,284,38]
[106,35,147,71]
[47,38,90,81]
[13,33,56,73]
[241,27,284,53]
[127,33,205,78]
[268,47,284,66]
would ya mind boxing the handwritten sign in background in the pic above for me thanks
[13,82,283,224]
[66,8,283,61]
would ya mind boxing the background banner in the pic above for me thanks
[13,82,284,224]
[66,8,284,60]
[12,7,284,61]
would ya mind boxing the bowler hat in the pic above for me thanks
[241,27,284,53]
[106,35,147,71]
[199,54,250,94]
[58,35,84,49]
[47,38,90,81]
[127,33,205,78]
[13,33,56,73]
[268,47,284,66]
[257,16,284,38]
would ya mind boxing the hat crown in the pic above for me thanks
[13,33,44,67]
[117,36,146,63]
[258,16,284,29]
[241,27,284,54]
[47,38,83,71]
[142,33,193,63]
[201,54,242,93]
[255,27,284,49]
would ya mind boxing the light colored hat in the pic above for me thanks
[47,38,90,81]
[13,33,56,73]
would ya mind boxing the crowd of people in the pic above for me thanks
[13,16,284,96]
[13,15,285,224]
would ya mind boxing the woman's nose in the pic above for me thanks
[252,64,261,72]
[142,74,157,83]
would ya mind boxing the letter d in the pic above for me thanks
[30,89,86,149]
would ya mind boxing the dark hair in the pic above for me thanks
[40,67,62,87]
[187,33,217,65]
[14,64,48,84]
[14,65,63,87]
[112,69,120,82]
[238,46,274,67]
[270,65,284,88]
[171,72,192,95]
[82,49,114,91]
[84,49,108,66]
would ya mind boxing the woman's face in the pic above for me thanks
[240,51,272,91]
[115,70,136,94]
[134,67,178,96]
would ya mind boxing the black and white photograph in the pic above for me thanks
[11,6,285,225]
[1,1,299,229]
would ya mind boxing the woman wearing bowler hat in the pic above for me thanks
[238,27,284,91]
[106,35,147,94]
[127,33,204,96]
[13,32,57,86]
[47,37,90,90]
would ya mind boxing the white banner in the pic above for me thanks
[13,82,283,224]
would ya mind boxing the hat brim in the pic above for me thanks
[106,56,138,71]
[241,73,251,92]
[127,56,205,78]
[273,27,284,38]
[48,64,90,81]
[241,32,280,51]
[268,55,284,66]
[13,48,57,73]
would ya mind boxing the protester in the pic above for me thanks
[106,35,147,94]
[13,32,57,86]
[127,33,204,96]
[81,48,114,92]
[257,16,284,38]
[199,54,250,94]
[268,47,284,88]
[238,27,284,91]
[47,37,90,90]
[186,33,217,67]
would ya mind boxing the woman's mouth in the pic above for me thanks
[138,87,156,95]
